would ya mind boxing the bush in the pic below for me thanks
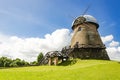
[30,61,37,66]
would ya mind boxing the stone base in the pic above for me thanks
[69,48,110,60]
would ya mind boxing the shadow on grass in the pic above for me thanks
[0,67,17,69]
[118,62,120,64]
[58,59,77,66]
[0,66,32,69]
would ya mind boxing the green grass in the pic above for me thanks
[0,59,120,80]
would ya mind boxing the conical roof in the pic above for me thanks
[72,15,99,29]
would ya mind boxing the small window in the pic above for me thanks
[78,27,81,31]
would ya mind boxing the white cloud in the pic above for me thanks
[0,29,120,62]
[102,35,120,61]
[106,47,120,61]
[109,41,119,47]
[101,35,113,43]
[0,29,71,62]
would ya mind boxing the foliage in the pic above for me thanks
[30,61,38,66]
[58,59,77,66]
[37,52,44,63]
[0,60,120,80]
[0,52,44,67]
[0,57,12,67]
[0,57,29,67]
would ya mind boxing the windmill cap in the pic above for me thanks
[72,15,99,29]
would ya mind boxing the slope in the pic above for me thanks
[0,60,120,80]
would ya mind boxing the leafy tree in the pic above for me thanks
[10,59,29,67]
[10,61,18,67]
[0,57,4,67]
[0,57,29,67]
[37,52,44,64]
[0,57,12,67]
[14,58,22,66]
[21,60,29,66]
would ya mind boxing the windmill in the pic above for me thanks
[69,5,110,60]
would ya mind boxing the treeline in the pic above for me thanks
[0,57,29,67]
[0,52,44,67]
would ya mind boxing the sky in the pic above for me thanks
[0,0,120,62]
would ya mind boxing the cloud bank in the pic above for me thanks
[0,29,71,62]
[101,35,120,61]
[0,29,120,62]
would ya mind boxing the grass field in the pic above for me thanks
[0,59,120,80]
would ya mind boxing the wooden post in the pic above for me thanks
[48,58,52,66]
[54,57,58,66]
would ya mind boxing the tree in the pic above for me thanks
[10,59,29,67]
[21,60,29,66]
[0,57,4,67]
[10,61,18,67]
[37,52,44,64]
[0,57,30,67]
[0,57,12,67]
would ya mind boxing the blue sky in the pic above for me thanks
[0,0,120,39]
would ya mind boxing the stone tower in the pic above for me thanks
[70,15,109,60]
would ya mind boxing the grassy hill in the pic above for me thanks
[0,59,120,80]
